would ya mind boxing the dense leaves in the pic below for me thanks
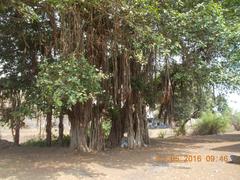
[36,55,105,109]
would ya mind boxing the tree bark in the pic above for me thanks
[127,93,135,149]
[13,120,20,145]
[70,123,89,152]
[46,110,52,146]
[58,112,64,146]
[68,102,90,152]
[109,113,123,147]
[128,109,135,149]
[142,104,150,145]
[89,116,104,151]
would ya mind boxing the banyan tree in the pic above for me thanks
[35,0,157,152]
[0,0,239,152]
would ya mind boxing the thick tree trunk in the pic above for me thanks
[58,112,64,146]
[128,110,135,149]
[127,94,135,149]
[68,103,90,152]
[46,111,52,146]
[13,120,20,145]
[70,123,89,152]
[109,115,122,147]
[135,113,143,147]
[142,105,150,145]
[89,117,104,151]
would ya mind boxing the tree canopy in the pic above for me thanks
[0,0,239,151]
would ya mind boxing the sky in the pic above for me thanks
[227,93,240,112]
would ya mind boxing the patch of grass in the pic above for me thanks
[174,120,187,136]
[158,131,166,139]
[174,125,186,136]
[23,138,47,147]
[193,111,229,135]
[60,135,70,146]
[22,135,70,147]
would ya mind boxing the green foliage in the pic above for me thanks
[36,54,105,110]
[102,119,112,138]
[215,95,230,113]
[1,0,240,150]
[193,111,230,135]
[158,131,166,139]
[22,138,47,147]
[131,75,161,108]
[153,0,240,124]
[144,79,162,108]
[108,106,121,120]
[232,112,240,131]
[22,135,70,147]
[174,123,187,136]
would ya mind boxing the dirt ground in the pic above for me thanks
[0,131,239,180]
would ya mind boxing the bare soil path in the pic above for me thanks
[0,132,239,180]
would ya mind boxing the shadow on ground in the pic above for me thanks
[0,132,239,179]
[212,143,240,153]
[161,133,240,144]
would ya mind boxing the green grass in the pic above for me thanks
[193,111,229,135]
[158,131,166,138]
[22,135,70,147]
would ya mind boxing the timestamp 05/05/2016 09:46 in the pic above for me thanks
[155,154,229,163]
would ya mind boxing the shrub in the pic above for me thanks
[175,125,186,136]
[174,120,187,136]
[193,111,229,135]
[102,119,112,138]
[23,138,47,147]
[232,112,240,131]
[22,135,70,147]
[158,131,166,138]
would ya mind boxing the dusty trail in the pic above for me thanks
[0,132,239,180]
